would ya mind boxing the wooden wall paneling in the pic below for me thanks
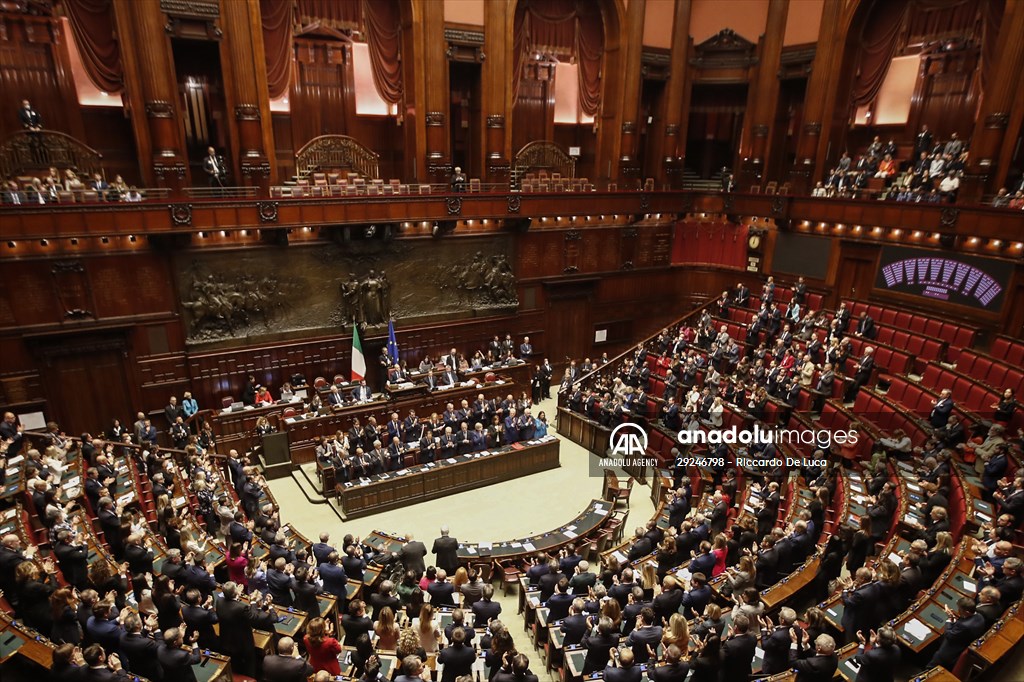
[0,14,83,142]
[615,0,646,184]
[739,0,789,187]
[657,0,692,187]
[80,108,140,186]
[482,0,511,182]
[290,39,348,151]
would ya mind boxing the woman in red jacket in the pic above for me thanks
[304,616,343,675]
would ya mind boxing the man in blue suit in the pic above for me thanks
[504,408,520,443]
[679,573,711,620]
[319,552,349,598]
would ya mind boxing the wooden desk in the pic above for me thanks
[336,437,560,518]
[212,369,527,461]
[364,498,613,567]
[557,407,611,455]
[285,379,519,464]
[0,612,56,669]
[191,651,231,682]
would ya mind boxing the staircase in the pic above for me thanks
[680,167,724,191]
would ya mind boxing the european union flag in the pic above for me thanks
[387,318,399,364]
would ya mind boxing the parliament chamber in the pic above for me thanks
[1,0,1024,680]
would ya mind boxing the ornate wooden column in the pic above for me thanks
[219,0,276,188]
[962,0,1024,200]
[787,0,843,194]
[113,0,190,190]
[418,0,450,183]
[615,0,645,187]
[656,0,692,189]
[737,0,788,190]
[482,0,511,184]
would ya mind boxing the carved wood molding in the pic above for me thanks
[153,162,187,180]
[145,101,175,118]
[235,104,261,121]
[984,113,1009,130]
[486,115,505,129]
[169,203,193,226]
[425,112,446,127]
[241,160,271,178]
[446,196,462,216]
[507,195,521,213]
[690,28,758,69]
[257,201,279,223]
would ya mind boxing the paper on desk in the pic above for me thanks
[826,607,839,617]
[480,542,492,550]
[447,458,457,464]
[564,531,578,539]
[511,542,523,548]
[523,542,536,551]
[962,580,977,593]
[904,618,931,641]
[754,647,765,661]
[612,551,627,564]
[8,455,24,465]
[464,546,478,555]
[595,507,609,516]
[888,553,902,566]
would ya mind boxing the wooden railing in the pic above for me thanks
[294,134,380,180]
[0,129,103,179]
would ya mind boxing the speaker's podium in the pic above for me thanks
[258,432,292,480]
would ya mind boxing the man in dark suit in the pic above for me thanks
[721,614,758,679]
[626,527,653,562]
[203,146,224,187]
[432,526,459,574]
[604,647,642,682]
[471,584,502,625]
[319,552,349,597]
[855,313,877,339]
[437,627,476,682]
[81,644,129,681]
[648,644,689,682]
[400,533,428,576]
[841,568,881,644]
[560,599,589,645]
[54,529,89,589]
[216,582,277,676]
[427,569,456,606]
[790,630,839,682]
[929,389,955,429]
[546,578,574,621]
[156,627,201,682]
[581,616,621,674]
[679,573,711,620]
[19,99,42,130]
[97,497,124,560]
[181,588,219,650]
[504,408,520,443]
[760,607,798,675]
[311,533,335,567]
[852,626,901,682]
[369,580,401,619]
[734,282,750,307]
[626,607,663,664]
[980,557,1023,608]
[688,544,716,584]
[927,597,988,670]
[262,636,313,682]
[118,612,163,682]
[844,347,875,401]
[124,533,155,575]
[419,430,437,464]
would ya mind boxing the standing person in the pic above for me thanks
[216,581,276,677]
[432,527,459,575]
[304,617,343,676]
[401,533,428,577]
[203,147,224,187]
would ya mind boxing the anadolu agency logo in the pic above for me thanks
[610,422,649,457]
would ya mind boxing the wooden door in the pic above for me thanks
[33,334,134,436]
[833,243,880,307]
[544,279,596,366]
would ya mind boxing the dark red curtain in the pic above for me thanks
[62,0,122,93]
[672,221,748,269]
[296,0,361,29]
[260,0,293,100]
[512,0,604,116]
[362,0,402,104]
[853,0,992,107]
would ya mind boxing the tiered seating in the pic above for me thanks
[955,349,1024,400]
[918,363,1023,431]
[989,335,1024,367]
[845,300,978,362]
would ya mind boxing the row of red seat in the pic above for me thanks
[989,335,1024,366]
[868,326,946,372]
[844,336,912,378]
[845,300,977,360]
[956,348,1024,400]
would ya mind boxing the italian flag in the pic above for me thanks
[351,326,366,381]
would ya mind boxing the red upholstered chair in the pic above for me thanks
[222,396,234,408]
[314,376,327,389]
[485,372,496,383]
[334,374,345,385]
[283,407,297,418]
